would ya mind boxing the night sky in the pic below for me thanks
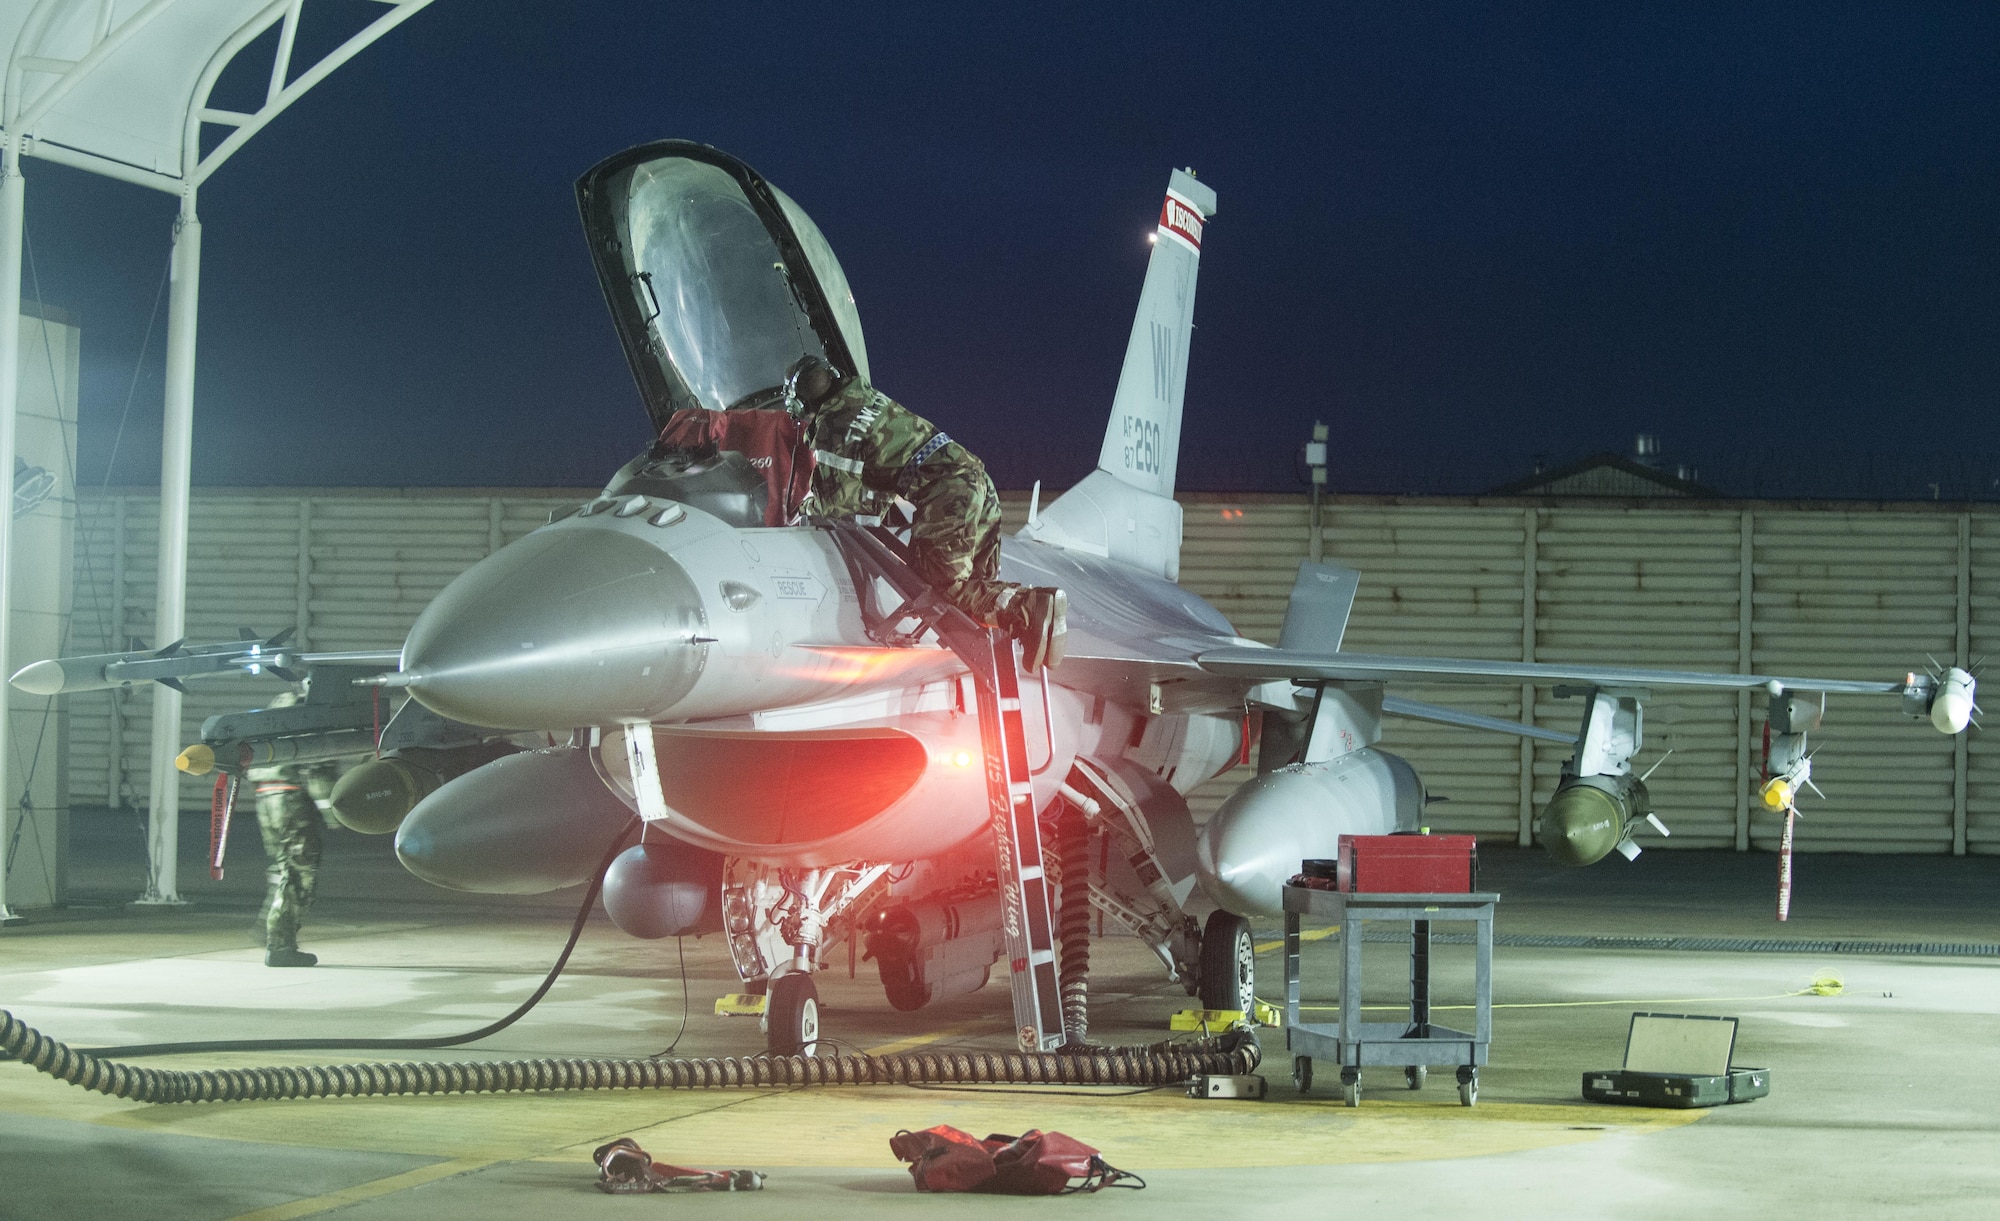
[24,2,2000,498]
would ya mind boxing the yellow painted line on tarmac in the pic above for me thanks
[218,1156,497,1221]
[1254,925,1341,954]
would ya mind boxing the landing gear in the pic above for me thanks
[765,973,821,1057]
[1197,910,1256,1014]
[724,860,888,1055]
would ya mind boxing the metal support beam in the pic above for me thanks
[0,137,24,924]
[135,192,200,907]
[1953,512,1969,856]
[107,497,127,809]
[294,496,312,647]
[1516,507,1538,847]
[1735,510,1754,852]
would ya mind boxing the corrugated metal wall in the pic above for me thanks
[68,489,1997,856]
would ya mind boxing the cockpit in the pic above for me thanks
[599,447,769,530]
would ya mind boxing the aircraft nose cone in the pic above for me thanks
[1195,778,1305,918]
[399,524,708,730]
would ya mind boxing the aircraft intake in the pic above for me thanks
[395,746,637,893]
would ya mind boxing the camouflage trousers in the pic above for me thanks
[905,466,1017,622]
[255,781,323,949]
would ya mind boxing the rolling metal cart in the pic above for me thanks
[1282,886,1498,1106]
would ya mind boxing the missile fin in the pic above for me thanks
[158,676,189,694]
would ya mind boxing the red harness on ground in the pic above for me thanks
[656,407,813,526]
[592,1138,764,1193]
[889,1125,1144,1194]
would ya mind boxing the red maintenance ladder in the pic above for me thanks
[827,521,1067,1051]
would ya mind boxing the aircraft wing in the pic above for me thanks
[1195,646,1913,697]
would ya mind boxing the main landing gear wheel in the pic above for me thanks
[1457,1065,1478,1106]
[1197,910,1256,1015]
[1341,1066,1361,1108]
[766,973,821,1057]
[1293,1056,1313,1094]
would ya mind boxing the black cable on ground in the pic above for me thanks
[647,937,691,1059]
[76,824,640,1060]
[0,1009,1260,1105]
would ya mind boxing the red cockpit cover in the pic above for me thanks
[656,407,814,526]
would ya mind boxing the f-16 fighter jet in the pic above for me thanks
[17,143,1975,1056]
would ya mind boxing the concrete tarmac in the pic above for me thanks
[2,812,1996,1219]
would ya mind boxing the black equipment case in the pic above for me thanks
[1582,1012,1769,1109]
[1582,1067,1769,1109]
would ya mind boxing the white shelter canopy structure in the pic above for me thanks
[0,0,437,918]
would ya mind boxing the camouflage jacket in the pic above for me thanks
[798,379,986,521]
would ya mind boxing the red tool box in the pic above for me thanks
[1318,834,1478,893]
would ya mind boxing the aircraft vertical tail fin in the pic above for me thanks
[1020,170,1215,580]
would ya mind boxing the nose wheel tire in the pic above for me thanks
[1197,910,1256,1015]
[766,973,821,1057]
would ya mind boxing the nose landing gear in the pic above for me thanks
[764,973,821,1056]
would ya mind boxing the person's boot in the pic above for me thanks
[265,942,317,968]
[1010,587,1067,671]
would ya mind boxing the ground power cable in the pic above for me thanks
[45,825,641,1060]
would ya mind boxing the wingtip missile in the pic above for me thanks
[5,633,379,697]
[9,658,68,696]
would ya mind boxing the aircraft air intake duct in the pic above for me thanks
[0,1009,1259,1104]
[1538,772,1652,867]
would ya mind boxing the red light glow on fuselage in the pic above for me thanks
[776,646,954,685]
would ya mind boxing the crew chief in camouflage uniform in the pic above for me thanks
[782,355,1066,668]
[249,732,340,967]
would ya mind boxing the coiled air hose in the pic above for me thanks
[0,1010,1258,1104]
[0,825,1262,1104]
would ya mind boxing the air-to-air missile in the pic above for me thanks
[169,663,389,782]
[9,630,326,695]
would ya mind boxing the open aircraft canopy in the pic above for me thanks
[577,140,871,430]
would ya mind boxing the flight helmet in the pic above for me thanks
[782,354,843,415]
